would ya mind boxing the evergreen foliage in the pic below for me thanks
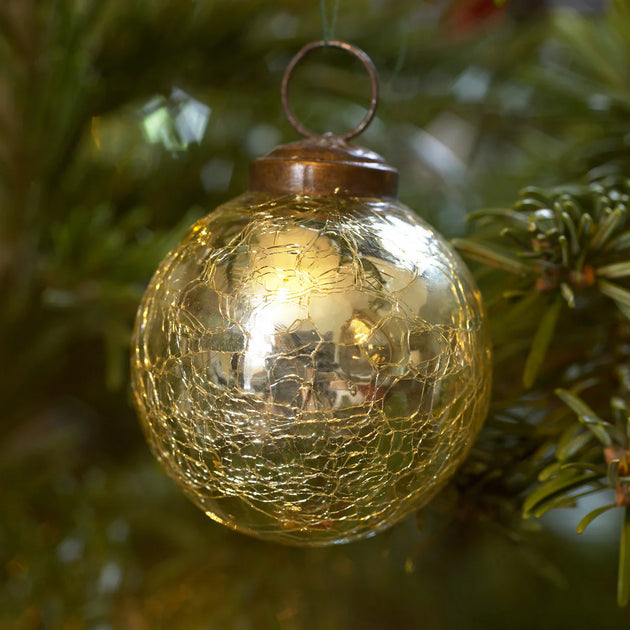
[3,0,630,626]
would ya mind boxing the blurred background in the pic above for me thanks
[2,0,630,628]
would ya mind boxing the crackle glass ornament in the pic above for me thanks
[131,41,491,546]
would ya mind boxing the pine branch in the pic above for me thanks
[456,176,630,605]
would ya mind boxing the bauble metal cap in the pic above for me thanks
[248,136,399,198]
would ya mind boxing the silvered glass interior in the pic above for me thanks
[131,192,491,545]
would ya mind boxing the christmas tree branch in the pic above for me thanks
[457,177,630,605]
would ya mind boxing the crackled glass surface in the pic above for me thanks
[131,193,491,545]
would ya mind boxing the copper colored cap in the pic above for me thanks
[248,136,399,199]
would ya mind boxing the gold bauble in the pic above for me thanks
[131,40,491,546]
[131,191,491,545]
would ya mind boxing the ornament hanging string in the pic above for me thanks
[319,0,340,43]
[280,40,379,141]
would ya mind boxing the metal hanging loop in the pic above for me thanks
[249,40,397,198]
[281,40,379,141]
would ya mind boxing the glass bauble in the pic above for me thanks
[131,192,491,545]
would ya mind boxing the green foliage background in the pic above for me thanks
[2,0,630,627]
